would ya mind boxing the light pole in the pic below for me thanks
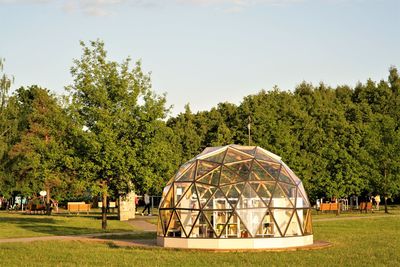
[247,116,252,146]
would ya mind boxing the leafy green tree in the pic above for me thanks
[7,86,75,214]
[0,58,19,198]
[364,114,400,213]
[67,40,172,228]
[167,104,204,163]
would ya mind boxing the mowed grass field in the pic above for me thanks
[0,209,399,267]
[0,212,137,238]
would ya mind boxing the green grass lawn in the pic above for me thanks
[0,211,136,238]
[0,210,399,266]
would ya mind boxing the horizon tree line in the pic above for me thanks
[1,41,399,226]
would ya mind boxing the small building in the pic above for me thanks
[157,145,313,249]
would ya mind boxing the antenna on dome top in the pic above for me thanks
[247,116,252,146]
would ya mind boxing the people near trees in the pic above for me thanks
[141,193,151,216]
[375,195,381,210]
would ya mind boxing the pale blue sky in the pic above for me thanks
[1,0,399,115]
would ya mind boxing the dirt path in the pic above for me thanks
[126,215,157,231]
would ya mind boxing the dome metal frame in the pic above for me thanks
[157,145,313,241]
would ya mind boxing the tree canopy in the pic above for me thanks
[0,43,399,219]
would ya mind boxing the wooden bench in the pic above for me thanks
[27,203,46,214]
[319,203,340,214]
[67,203,91,214]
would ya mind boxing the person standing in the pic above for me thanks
[141,193,151,216]
[375,195,381,210]
[135,195,139,214]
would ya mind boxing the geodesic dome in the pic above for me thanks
[157,145,313,249]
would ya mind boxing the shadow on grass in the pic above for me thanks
[0,213,132,237]
[92,232,156,240]
[21,225,107,236]
[0,217,56,225]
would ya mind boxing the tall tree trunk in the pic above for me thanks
[384,167,389,214]
[102,192,108,230]
[46,187,52,215]
[384,197,388,214]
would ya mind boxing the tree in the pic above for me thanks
[0,58,13,161]
[68,40,171,229]
[167,104,203,163]
[0,58,18,199]
[7,86,75,214]
[364,114,400,213]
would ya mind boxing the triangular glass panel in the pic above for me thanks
[255,147,280,163]
[285,210,302,236]
[254,210,275,237]
[197,166,220,186]
[295,208,305,235]
[220,182,245,208]
[203,150,226,164]
[250,182,272,206]
[202,194,216,210]
[278,166,295,184]
[177,209,200,237]
[278,182,296,204]
[159,209,173,236]
[214,210,229,237]
[174,161,193,179]
[159,185,174,209]
[173,182,192,206]
[270,208,293,237]
[176,183,199,209]
[220,183,243,199]
[236,208,267,237]
[297,183,310,207]
[202,188,231,210]
[166,176,175,186]
[296,187,310,208]
[199,146,224,157]
[250,161,275,181]
[257,160,281,180]
[303,209,313,235]
[283,163,302,185]
[196,184,217,208]
[271,183,294,208]
[219,166,243,185]
[237,183,266,209]
[196,160,220,178]
[157,217,163,236]
[220,212,240,238]
[231,145,256,156]
[225,160,253,180]
[161,184,172,199]
[176,163,196,182]
[166,211,184,237]
[223,147,253,164]
[197,211,216,238]
[174,210,189,237]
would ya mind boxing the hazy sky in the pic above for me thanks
[1,0,399,115]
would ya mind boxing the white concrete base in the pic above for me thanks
[157,235,313,250]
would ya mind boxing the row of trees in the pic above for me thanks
[166,73,400,213]
[1,41,400,225]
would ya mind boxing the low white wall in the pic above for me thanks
[157,235,313,250]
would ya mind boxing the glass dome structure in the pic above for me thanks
[157,145,313,249]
